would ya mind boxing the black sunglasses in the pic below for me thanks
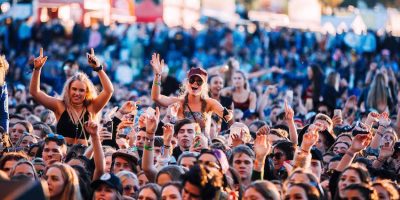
[271,152,284,160]
[189,77,203,86]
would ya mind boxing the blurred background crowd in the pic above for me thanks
[0,0,400,200]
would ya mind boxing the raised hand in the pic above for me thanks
[145,107,160,135]
[87,48,101,68]
[253,132,271,158]
[378,142,394,160]
[256,125,270,135]
[349,134,373,153]
[284,100,294,122]
[231,131,243,147]
[378,112,391,127]
[301,129,319,152]
[84,120,99,138]
[150,53,164,75]
[190,134,208,152]
[162,123,174,146]
[365,111,379,127]
[0,55,9,69]
[138,114,146,129]
[118,101,137,115]
[169,103,180,117]
[33,48,48,69]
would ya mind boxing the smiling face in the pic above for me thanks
[188,75,203,96]
[69,80,87,105]
[210,76,224,96]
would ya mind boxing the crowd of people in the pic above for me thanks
[0,17,400,200]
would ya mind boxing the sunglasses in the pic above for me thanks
[45,133,65,145]
[189,77,203,86]
[123,185,138,192]
[271,152,284,160]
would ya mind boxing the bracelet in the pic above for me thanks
[145,136,154,143]
[137,127,146,132]
[154,81,161,86]
[93,65,103,72]
[144,144,153,151]
[33,67,41,71]
[300,148,309,154]
[163,145,171,149]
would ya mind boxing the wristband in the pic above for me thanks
[163,145,171,149]
[300,148,309,154]
[33,67,41,71]
[144,144,153,151]
[93,65,103,72]
[154,81,161,86]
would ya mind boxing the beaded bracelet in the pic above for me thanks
[154,81,161,86]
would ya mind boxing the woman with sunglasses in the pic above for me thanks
[116,171,139,199]
[30,48,113,145]
[150,53,232,135]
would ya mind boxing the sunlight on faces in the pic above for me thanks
[19,135,37,148]
[45,167,65,198]
[333,143,349,155]
[10,123,27,144]
[232,153,253,180]
[69,80,87,105]
[310,160,322,180]
[162,185,182,200]
[42,141,64,166]
[209,76,224,95]
[177,123,196,149]
[344,189,365,200]
[105,155,112,173]
[13,163,35,180]
[94,184,118,200]
[138,188,158,200]
[338,169,362,198]
[373,185,390,200]
[187,75,204,96]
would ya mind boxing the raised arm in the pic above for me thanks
[0,56,9,132]
[208,98,233,122]
[142,107,160,182]
[84,120,105,180]
[293,123,321,169]
[150,53,180,107]
[253,127,272,180]
[87,48,114,114]
[284,100,298,145]
[336,134,372,172]
[29,48,63,115]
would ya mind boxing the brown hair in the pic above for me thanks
[46,163,82,200]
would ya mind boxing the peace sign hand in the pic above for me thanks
[87,48,100,68]
[150,53,165,75]
[33,48,48,69]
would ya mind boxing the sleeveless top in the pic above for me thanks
[183,95,208,131]
[232,91,251,112]
[56,108,90,140]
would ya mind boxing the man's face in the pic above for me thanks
[310,159,322,180]
[182,181,201,200]
[112,157,133,173]
[177,123,196,149]
[3,160,17,175]
[42,141,63,166]
[135,131,146,149]
[232,153,253,181]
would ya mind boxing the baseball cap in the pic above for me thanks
[91,173,123,194]
[188,67,208,83]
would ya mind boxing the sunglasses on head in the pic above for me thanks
[189,77,203,86]
[45,133,66,145]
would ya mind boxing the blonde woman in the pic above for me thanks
[150,53,232,135]
[45,163,82,200]
[30,48,113,145]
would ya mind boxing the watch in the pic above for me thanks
[93,65,103,72]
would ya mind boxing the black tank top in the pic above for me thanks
[56,109,90,140]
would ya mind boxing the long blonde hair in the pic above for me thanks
[61,72,98,107]
[367,73,387,111]
[48,163,82,200]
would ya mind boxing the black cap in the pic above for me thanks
[91,173,123,194]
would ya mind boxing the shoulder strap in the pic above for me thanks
[185,102,198,124]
